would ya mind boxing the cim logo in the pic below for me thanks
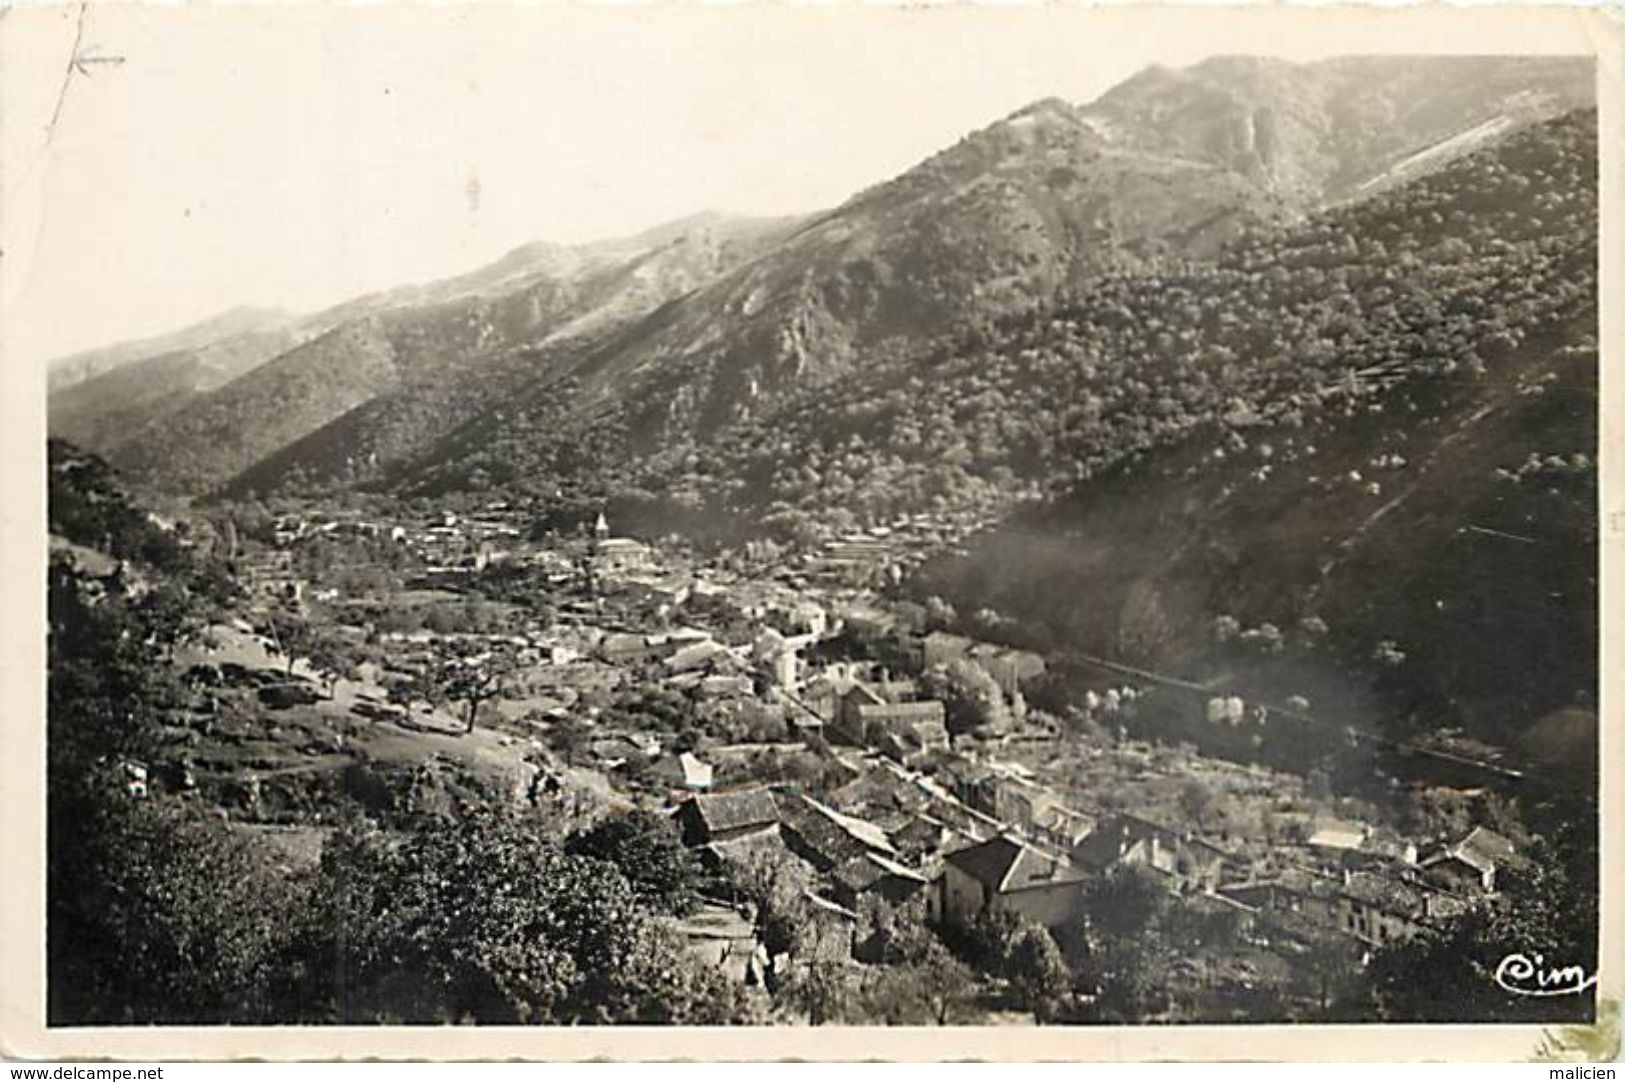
[1493,952,1598,998]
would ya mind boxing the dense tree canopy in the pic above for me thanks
[299,810,748,1024]
[567,809,704,917]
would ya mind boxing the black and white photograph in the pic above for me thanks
[2,2,1616,1062]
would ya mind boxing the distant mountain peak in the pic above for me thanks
[1188,54,1301,77]
[1005,96,1080,123]
[1082,53,1593,202]
[45,304,302,393]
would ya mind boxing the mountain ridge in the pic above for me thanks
[45,305,296,393]
[48,55,1595,505]
[383,56,1591,499]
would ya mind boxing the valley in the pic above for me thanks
[43,54,1600,1029]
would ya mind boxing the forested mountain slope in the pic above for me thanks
[66,57,1589,503]
[382,58,1591,501]
[894,110,1597,768]
[488,108,1593,552]
[106,217,793,496]
[47,324,306,454]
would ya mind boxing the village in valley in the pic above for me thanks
[91,482,1538,1024]
[38,48,1600,1030]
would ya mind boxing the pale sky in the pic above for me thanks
[0,4,1606,369]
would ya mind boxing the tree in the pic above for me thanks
[51,795,312,1025]
[404,641,522,733]
[47,552,195,805]
[921,658,1011,737]
[959,907,1070,1019]
[1006,922,1070,1022]
[1405,785,1473,840]
[567,809,703,917]
[781,928,853,1026]
[1293,928,1362,1019]
[1116,580,1172,663]
[859,940,978,1025]
[1162,901,1243,958]
[305,630,364,699]
[724,846,814,991]
[1177,778,1215,832]
[1088,940,1169,1022]
[188,556,244,615]
[963,905,1026,975]
[856,895,935,966]
[1071,865,1177,1022]
[48,440,184,571]
[916,941,981,1024]
[132,581,204,662]
[544,714,592,764]
[1081,864,1169,941]
[301,809,749,1024]
[257,606,319,677]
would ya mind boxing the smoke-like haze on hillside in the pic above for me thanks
[0,4,1597,373]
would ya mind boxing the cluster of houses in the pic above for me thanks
[659,725,1520,988]
[566,578,1515,974]
[253,504,1525,996]
[236,548,305,605]
[267,504,554,584]
[258,509,992,728]
[788,511,1003,589]
[916,631,1047,696]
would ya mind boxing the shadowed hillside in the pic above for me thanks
[900,110,1597,771]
